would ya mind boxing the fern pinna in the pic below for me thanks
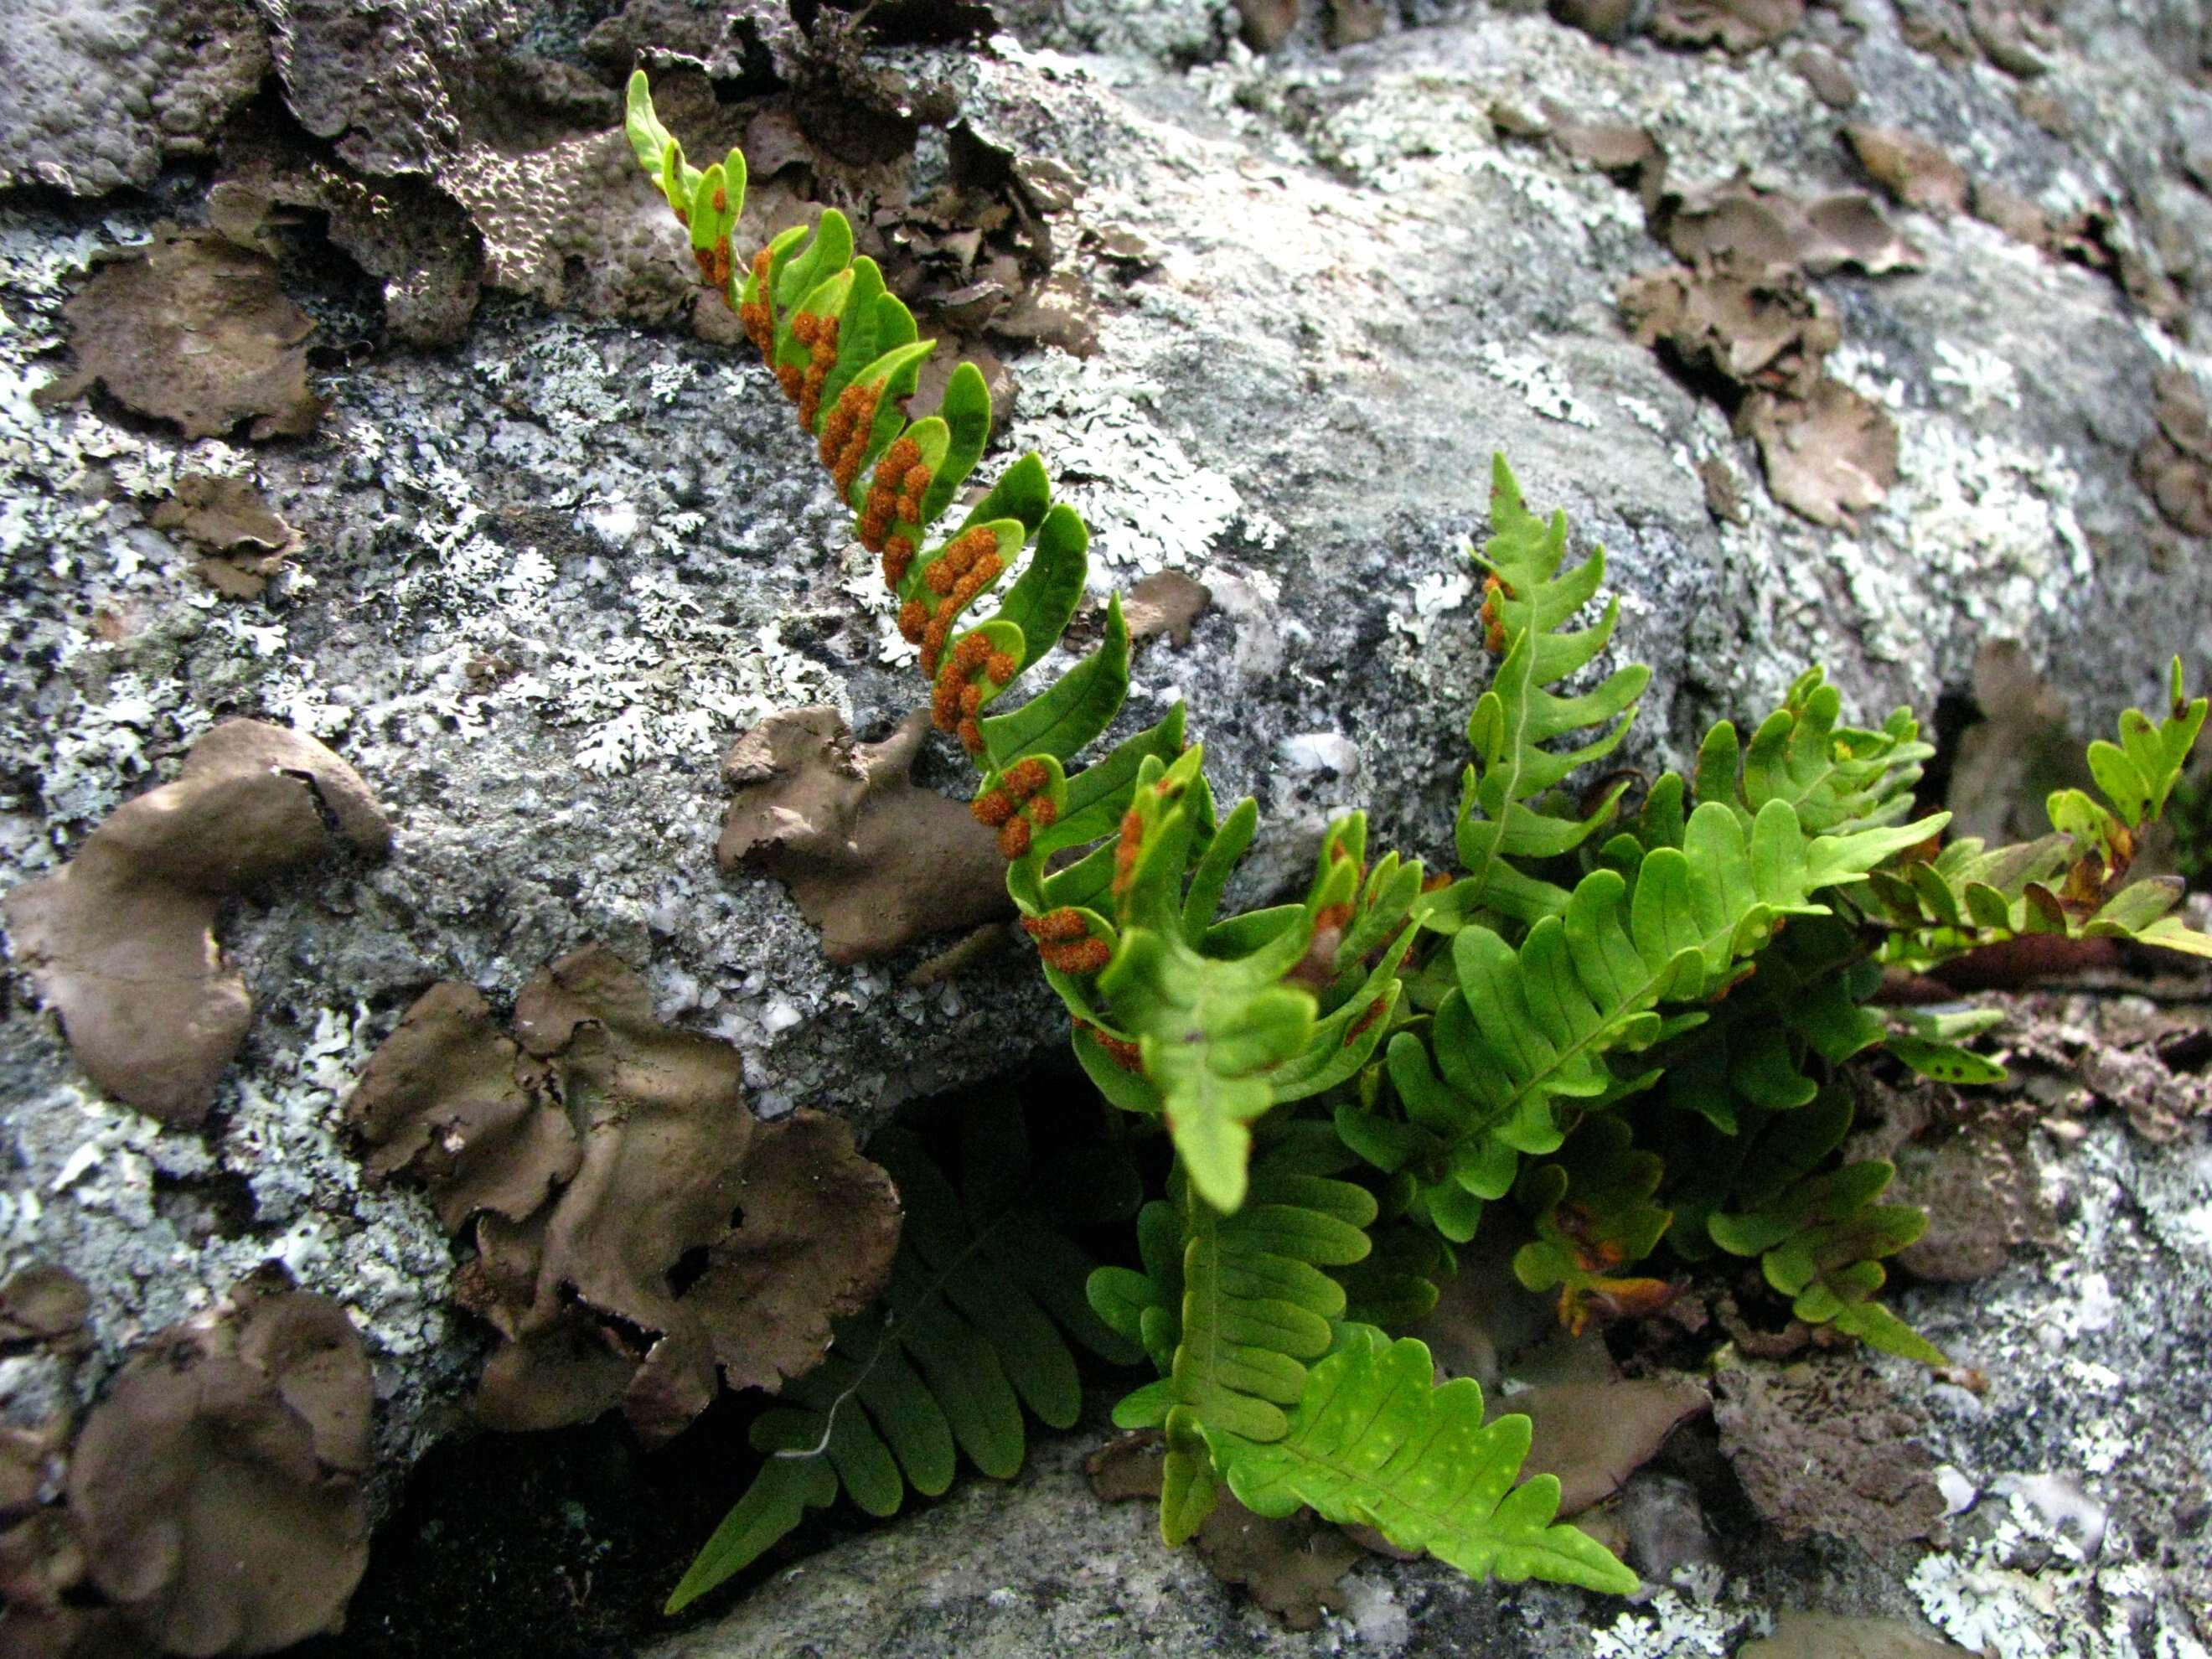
[628,74,2210,1612]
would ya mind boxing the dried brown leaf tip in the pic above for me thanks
[352,945,902,1445]
[2135,369,2212,536]
[3,720,392,1129]
[1742,379,1901,528]
[63,1284,374,1656]
[1844,124,1970,216]
[720,705,1012,963]
[33,227,325,441]
[148,473,303,599]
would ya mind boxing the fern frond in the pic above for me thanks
[1871,659,2211,968]
[1706,1119,1944,1365]
[668,1100,1140,1612]
[1379,799,1943,1238]
[1509,1116,1674,1333]
[1083,754,1413,1211]
[1433,457,1652,930]
[1208,1326,1640,1594]
[1693,668,1932,835]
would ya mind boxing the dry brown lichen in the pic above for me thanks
[1742,379,1901,529]
[351,946,902,1445]
[0,1265,90,1351]
[1620,268,1839,400]
[1651,0,1804,54]
[1124,571,1214,648]
[3,721,392,1129]
[147,473,303,599]
[1713,1358,1945,1548]
[64,1284,374,1656]
[34,228,325,442]
[718,706,1012,965]
[1514,1377,1710,1517]
[1844,124,1971,216]
[2135,369,2212,536]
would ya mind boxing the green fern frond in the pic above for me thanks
[667,1101,1140,1613]
[1381,799,1944,1237]
[1693,668,1932,835]
[1208,1326,1640,1594]
[1706,1126,1944,1365]
[1871,659,2211,967]
[1656,916,1885,1135]
[1432,457,1652,930]
[1083,755,1413,1211]
[1093,1148,1375,1448]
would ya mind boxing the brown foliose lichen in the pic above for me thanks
[3,721,392,1129]
[349,945,902,1445]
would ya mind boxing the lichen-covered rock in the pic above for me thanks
[3,0,2212,1645]
[0,0,269,194]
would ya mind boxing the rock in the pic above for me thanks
[4,0,2212,1646]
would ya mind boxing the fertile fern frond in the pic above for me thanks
[628,71,1171,971]
[1207,1326,1640,1594]
[1433,457,1652,930]
[668,1100,1140,1612]
[1079,752,1414,1210]
[1870,659,2211,969]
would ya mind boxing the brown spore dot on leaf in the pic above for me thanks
[3,720,391,1128]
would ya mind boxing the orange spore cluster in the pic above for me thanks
[792,313,840,431]
[895,463,933,525]
[824,381,881,495]
[1078,1021,1143,1072]
[1312,901,1355,937]
[1479,572,1516,654]
[775,362,804,401]
[741,247,774,354]
[881,535,916,592]
[972,757,1056,858]
[859,437,923,550]
[918,529,1005,675]
[1342,996,1388,1047]
[1023,908,1108,974]
[691,237,734,292]
[898,598,928,643]
[1112,806,1145,899]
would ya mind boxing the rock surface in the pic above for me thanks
[2,0,2211,1651]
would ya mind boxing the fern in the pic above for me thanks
[1429,458,1651,930]
[628,72,2205,1616]
[1509,1115,1676,1334]
[666,1099,1140,1611]
[1208,1326,1641,1594]
[1868,659,2212,968]
[1089,1144,1375,1445]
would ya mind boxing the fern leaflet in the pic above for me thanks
[1209,1326,1640,1594]
[668,1100,1139,1611]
